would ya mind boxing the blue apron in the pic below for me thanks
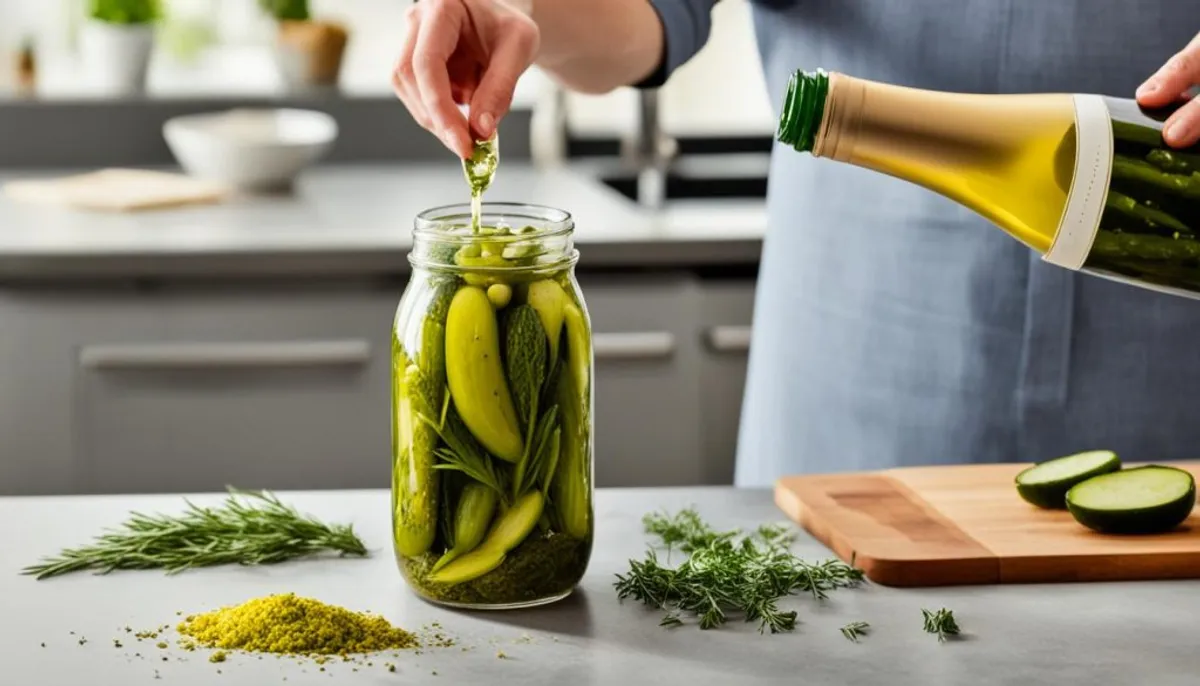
[734,0,1200,485]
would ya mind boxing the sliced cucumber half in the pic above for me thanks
[1014,450,1121,509]
[1065,465,1196,535]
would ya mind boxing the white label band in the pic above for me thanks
[1043,94,1114,270]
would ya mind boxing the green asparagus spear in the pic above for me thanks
[1112,120,1167,148]
[1104,190,1191,235]
[1146,149,1200,174]
[1090,230,1200,262]
[1111,156,1200,201]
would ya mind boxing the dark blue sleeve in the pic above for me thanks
[633,0,721,88]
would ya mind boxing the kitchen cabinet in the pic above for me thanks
[76,283,402,495]
[0,288,108,495]
[0,272,757,496]
[0,281,403,496]
[697,279,756,484]
[576,273,705,487]
[571,271,756,488]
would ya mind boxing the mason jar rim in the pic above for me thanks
[413,201,574,244]
[409,201,578,273]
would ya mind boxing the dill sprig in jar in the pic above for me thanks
[390,201,595,609]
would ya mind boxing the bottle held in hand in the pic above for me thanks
[777,69,1200,300]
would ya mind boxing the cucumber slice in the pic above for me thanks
[1014,450,1121,509]
[1065,465,1196,534]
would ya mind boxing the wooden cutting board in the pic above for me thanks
[775,461,1200,587]
[3,169,229,212]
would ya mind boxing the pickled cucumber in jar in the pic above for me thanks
[391,199,593,609]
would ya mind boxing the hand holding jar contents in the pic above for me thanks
[390,0,665,159]
[390,0,538,158]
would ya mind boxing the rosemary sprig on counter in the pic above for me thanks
[840,621,870,642]
[640,507,738,554]
[21,487,368,580]
[921,608,961,642]
[613,508,865,634]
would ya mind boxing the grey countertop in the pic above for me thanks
[0,164,766,280]
[4,486,1198,685]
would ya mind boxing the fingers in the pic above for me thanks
[392,7,432,131]
[392,1,472,158]
[1137,33,1200,147]
[392,0,537,155]
[446,51,483,105]
[1164,96,1200,148]
[468,21,539,140]
[452,83,477,106]
[412,2,473,158]
[1138,33,1200,108]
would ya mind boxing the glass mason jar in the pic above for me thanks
[391,202,595,609]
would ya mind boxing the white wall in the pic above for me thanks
[562,0,774,138]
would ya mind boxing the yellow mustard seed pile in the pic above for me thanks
[176,593,420,656]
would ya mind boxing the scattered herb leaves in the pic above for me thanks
[840,621,870,642]
[921,608,960,642]
[614,508,865,634]
[419,391,507,500]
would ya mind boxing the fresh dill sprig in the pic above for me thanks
[614,507,865,634]
[419,386,508,500]
[21,487,368,580]
[640,508,738,554]
[921,608,960,642]
[840,621,870,642]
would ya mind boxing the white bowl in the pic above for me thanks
[163,108,338,192]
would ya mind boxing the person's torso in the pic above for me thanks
[749,0,1194,94]
[735,0,1200,484]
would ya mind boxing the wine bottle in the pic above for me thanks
[777,69,1200,300]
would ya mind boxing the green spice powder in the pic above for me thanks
[177,593,420,656]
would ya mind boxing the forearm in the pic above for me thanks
[503,0,664,94]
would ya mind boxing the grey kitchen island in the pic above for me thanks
[4,486,1198,686]
[0,163,765,497]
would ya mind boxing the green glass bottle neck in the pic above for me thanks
[777,69,830,153]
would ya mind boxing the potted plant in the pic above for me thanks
[14,36,37,95]
[260,0,349,91]
[79,0,161,95]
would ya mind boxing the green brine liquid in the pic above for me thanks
[463,134,499,234]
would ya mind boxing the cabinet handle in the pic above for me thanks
[706,325,752,353]
[79,340,371,370]
[593,332,675,360]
